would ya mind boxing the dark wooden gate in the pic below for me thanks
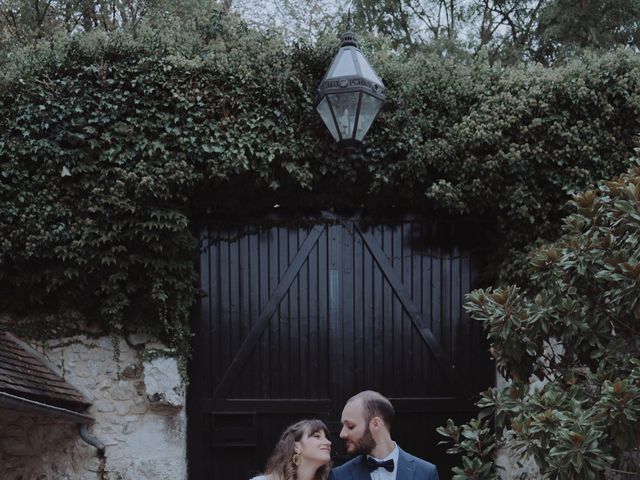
[187,216,494,480]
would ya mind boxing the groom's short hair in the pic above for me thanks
[347,390,395,430]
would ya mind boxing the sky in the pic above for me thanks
[230,0,351,42]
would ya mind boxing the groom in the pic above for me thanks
[330,390,440,480]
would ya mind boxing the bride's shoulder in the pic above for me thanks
[250,475,271,480]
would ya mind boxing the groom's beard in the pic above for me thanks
[349,425,376,456]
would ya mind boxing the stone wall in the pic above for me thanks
[0,333,187,480]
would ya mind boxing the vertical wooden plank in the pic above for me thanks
[212,227,222,390]
[382,224,394,394]
[406,222,420,395]
[362,226,372,391]
[450,245,461,376]
[372,225,384,391]
[278,227,289,398]
[352,224,364,396]
[317,227,328,401]
[430,225,442,391]
[194,231,209,396]
[219,228,231,383]
[365,226,376,391]
[419,223,431,392]
[460,251,471,389]
[269,227,280,396]
[229,227,240,396]
[197,231,211,397]
[468,251,479,392]
[258,227,270,397]
[298,227,310,398]
[308,227,319,399]
[249,229,259,395]
[396,223,410,395]
[239,228,251,397]
[341,221,355,397]
[289,227,300,398]
[328,224,343,406]
[442,234,452,385]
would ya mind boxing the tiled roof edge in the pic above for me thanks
[3,332,92,408]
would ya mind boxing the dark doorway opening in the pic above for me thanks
[188,215,494,480]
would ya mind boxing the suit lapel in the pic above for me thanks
[351,456,372,480]
[396,448,416,480]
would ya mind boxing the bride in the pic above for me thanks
[251,419,332,480]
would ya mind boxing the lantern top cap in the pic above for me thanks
[340,31,359,48]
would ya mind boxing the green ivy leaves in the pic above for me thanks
[1,16,639,380]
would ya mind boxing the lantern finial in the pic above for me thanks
[340,10,358,47]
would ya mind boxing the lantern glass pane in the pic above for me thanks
[355,94,383,141]
[354,50,382,84]
[316,97,340,142]
[329,92,360,140]
[332,49,357,77]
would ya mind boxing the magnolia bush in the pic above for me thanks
[439,160,640,479]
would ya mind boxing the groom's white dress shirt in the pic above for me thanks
[367,442,400,480]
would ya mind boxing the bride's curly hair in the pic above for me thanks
[263,419,332,480]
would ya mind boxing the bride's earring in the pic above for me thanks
[292,451,302,466]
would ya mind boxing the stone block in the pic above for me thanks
[123,421,138,434]
[120,363,142,379]
[94,400,116,413]
[73,362,91,378]
[98,378,112,390]
[126,332,157,346]
[70,341,88,354]
[83,458,102,473]
[111,383,134,402]
[124,457,186,480]
[143,356,184,409]
[115,401,131,416]
[128,402,149,415]
[97,337,115,350]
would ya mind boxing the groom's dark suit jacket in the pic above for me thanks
[329,447,439,480]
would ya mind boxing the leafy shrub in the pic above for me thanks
[440,161,640,479]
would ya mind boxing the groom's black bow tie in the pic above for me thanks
[364,456,394,472]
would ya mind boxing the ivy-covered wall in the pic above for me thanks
[1,11,639,353]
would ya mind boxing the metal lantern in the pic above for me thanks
[316,30,385,144]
